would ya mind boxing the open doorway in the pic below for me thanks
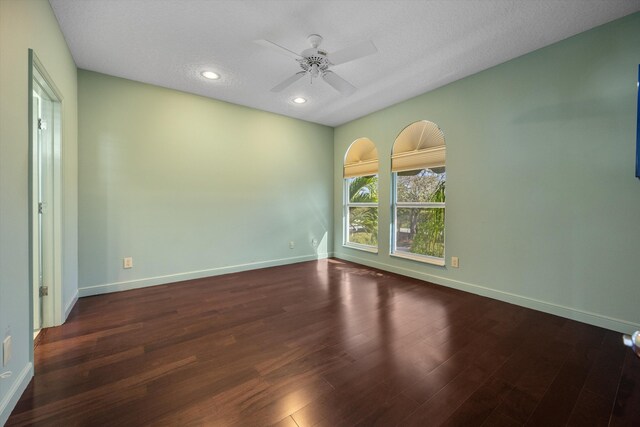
[29,50,63,347]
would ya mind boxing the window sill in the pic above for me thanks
[343,243,379,254]
[390,251,445,266]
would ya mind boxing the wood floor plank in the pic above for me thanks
[401,364,492,426]
[7,259,639,426]
[567,330,628,426]
[524,328,604,426]
[441,376,513,427]
[609,350,640,426]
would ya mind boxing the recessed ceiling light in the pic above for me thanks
[292,97,307,104]
[201,71,220,80]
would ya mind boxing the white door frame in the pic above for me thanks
[28,50,64,350]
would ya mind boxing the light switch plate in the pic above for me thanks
[3,336,11,366]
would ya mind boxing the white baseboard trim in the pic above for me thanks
[0,363,33,426]
[64,290,79,321]
[334,252,640,334]
[79,252,332,298]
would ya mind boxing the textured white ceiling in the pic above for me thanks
[49,0,639,127]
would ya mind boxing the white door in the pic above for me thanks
[32,80,54,335]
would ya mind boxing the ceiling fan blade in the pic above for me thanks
[322,71,356,96]
[328,40,377,66]
[271,71,306,92]
[254,39,302,59]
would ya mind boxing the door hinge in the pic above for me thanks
[39,286,48,297]
[38,202,44,214]
[38,118,47,130]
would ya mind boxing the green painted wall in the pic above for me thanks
[333,13,640,333]
[0,0,78,423]
[77,70,333,295]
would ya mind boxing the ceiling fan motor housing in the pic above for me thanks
[299,48,331,76]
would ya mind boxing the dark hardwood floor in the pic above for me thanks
[7,259,640,426]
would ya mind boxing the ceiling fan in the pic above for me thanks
[255,34,377,97]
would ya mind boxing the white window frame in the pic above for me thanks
[344,175,379,253]
[390,169,445,266]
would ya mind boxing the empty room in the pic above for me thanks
[1,0,640,425]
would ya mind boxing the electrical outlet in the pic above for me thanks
[289,241,295,249]
[451,256,459,268]
[3,336,11,366]
[123,257,133,269]
[311,238,318,247]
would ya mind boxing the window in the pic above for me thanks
[344,138,379,251]
[391,121,446,265]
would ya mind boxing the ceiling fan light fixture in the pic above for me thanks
[292,97,307,104]
[311,64,319,78]
[201,70,220,80]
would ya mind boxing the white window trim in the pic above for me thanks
[343,242,379,253]
[390,251,445,266]
[344,177,379,252]
[390,171,445,264]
